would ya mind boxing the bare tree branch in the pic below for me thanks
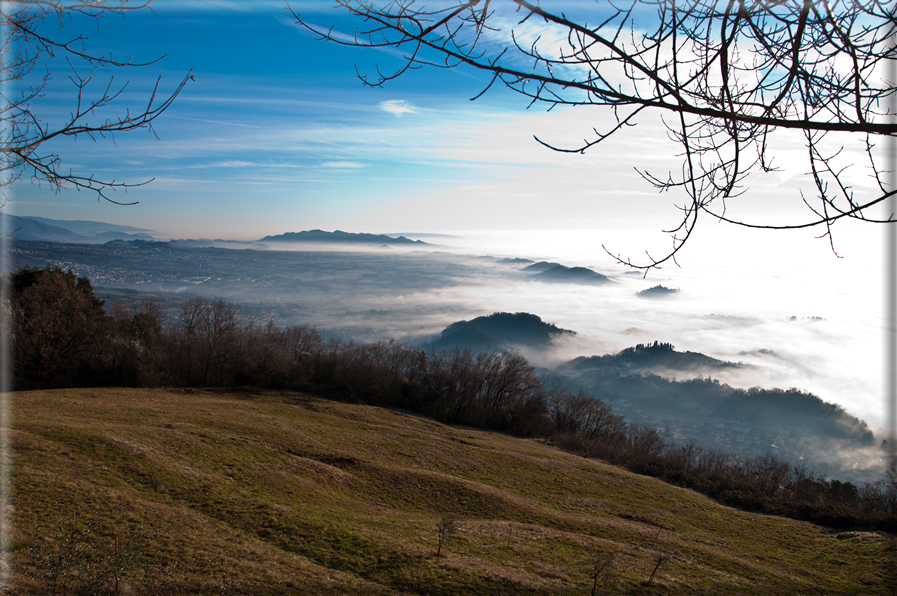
[0,0,191,206]
[291,0,897,269]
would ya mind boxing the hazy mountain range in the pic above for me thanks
[1,214,154,243]
[259,229,428,245]
[3,216,431,247]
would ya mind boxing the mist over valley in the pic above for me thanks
[8,218,890,483]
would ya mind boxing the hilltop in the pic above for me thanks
[428,311,575,352]
[529,264,612,285]
[561,341,743,376]
[12,388,892,595]
[637,285,679,298]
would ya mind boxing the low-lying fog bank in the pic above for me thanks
[14,224,884,475]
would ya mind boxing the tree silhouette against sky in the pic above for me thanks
[0,1,191,211]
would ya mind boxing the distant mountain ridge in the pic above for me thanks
[1,214,155,243]
[260,229,427,245]
[22,216,151,235]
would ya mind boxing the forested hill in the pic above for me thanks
[557,344,875,454]
[428,312,575,352]
[610,375,872,444]
[561,341,745,375]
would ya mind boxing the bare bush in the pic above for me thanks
[588,551,619,596]
[647,550,672,586]
[435,514,459,557]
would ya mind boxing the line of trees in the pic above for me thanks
[7,266,897,531]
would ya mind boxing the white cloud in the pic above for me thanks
[211,160,255,168]
[319,161,364,168]
[155,0,285,12]
[380,100,417,117]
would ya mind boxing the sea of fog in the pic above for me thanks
[19,218,883,433]
[389,225,887,432]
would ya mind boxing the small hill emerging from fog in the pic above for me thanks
[530,264,612,285]
[637,284,679,298]
[562,341,740,375]
[521,261,562,272]
[429,312,575,352]
[260,229,427,245]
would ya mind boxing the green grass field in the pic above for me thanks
[8,388,895,594]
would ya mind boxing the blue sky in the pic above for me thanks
[13,1,606,238]
[7,0,830,242]
[6,0,883,261]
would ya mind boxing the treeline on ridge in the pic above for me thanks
[7,266,897,532]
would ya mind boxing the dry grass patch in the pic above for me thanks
[7,388,895,595]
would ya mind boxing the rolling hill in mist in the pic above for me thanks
[428,312,575,352]
[528,264,612,285]
[637,285,679,298]
[521,261,561,272]
[556,342,877,476]
[12,388,891,595]
[425,316,879,477]
[561,341,744,376]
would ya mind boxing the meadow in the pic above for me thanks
[9,388,893,594]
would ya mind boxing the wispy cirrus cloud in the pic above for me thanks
[379,100,417,116]
[319,161,364,168]
[210,160,255,168]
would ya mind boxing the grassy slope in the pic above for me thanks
[9,388,894,595]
